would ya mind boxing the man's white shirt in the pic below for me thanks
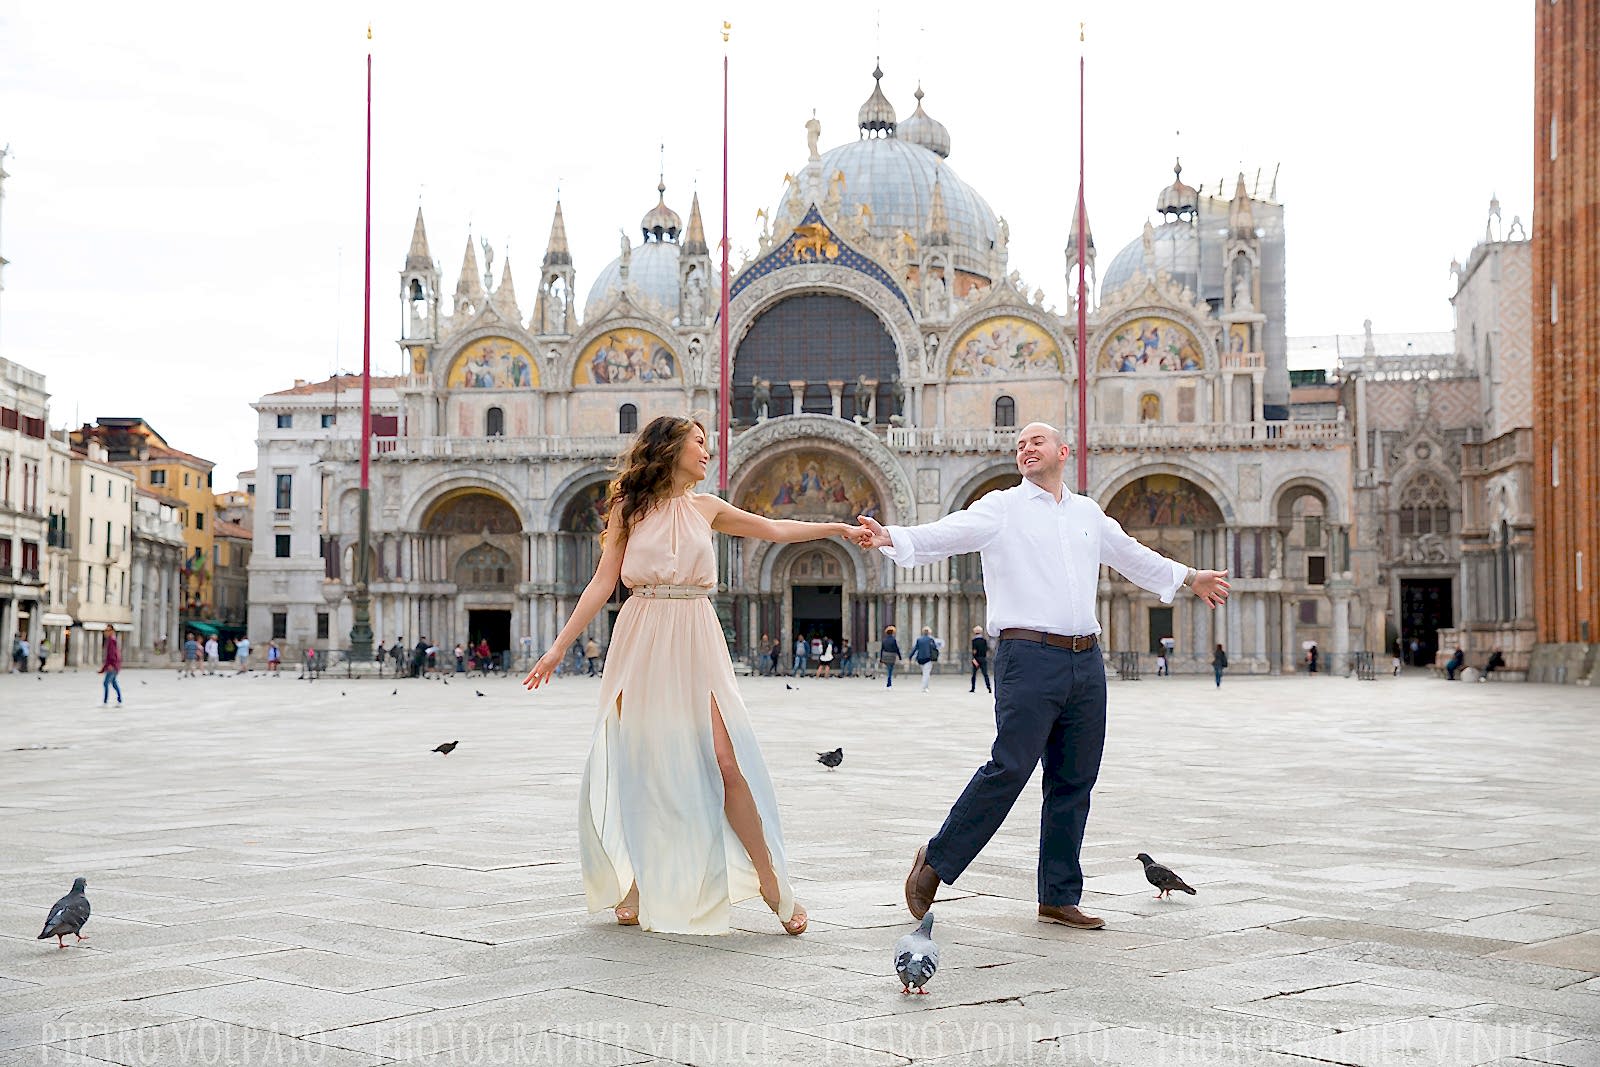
[879,479,1188,638]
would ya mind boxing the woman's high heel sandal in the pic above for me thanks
[613,903,639,926]
[762,890,808,936]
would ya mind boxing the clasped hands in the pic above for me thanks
[841,515,890,551]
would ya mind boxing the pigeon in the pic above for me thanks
[816,748,843,770]
[475,690,485,698]
[432,741,458,755]
[441,677,449,686]
[37,877,91,948]
[341,691,346,697]
[894,912,939,994]
[1136,853,1196,899]
[785,683,796,690]
[392,689,398,696]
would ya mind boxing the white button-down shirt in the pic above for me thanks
[881,480,1188,637]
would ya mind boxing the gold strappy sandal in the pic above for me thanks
[762,890,808,935]
[613,903,639,926]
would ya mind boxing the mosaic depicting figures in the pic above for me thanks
[561,483,610,533]
[947,316,1064,378]
[738,451,881,522]
[1106,475,1223,528]
[1099,316,1205,373]
[445,337,536,389]
[574,329,678,385]
[1227,322,1251,354]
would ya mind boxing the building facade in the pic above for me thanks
[254,68,1368,673]
[1531,0,1600,680]
[65,439,134,667]
[130,487,185,662]
[1,357,49,661]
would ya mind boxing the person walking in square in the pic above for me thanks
[853,423,1229,929]
[792,635,808,677]
[585,637,602,677]
[99,626,122,705]
[204,635,220,674]
[523,416,861,936]
[912,627,939,692]
[234,635,251,674]
[970,626,991,693]
[879,625,901,687]
[38,636,51,672]
[1212,643,1227,687]
[267,638,281,674]
[183,633,201,677]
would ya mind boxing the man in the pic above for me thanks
[38,636,51,672]
[204,635,220,675]
[585,636,602,677]
[793,635,808,677]
[970,627,991,694]
[912,627,939,692]
[183,633,201,677]
[853,423,1229,929]
[234,635,251,675]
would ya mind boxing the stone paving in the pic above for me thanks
[1,663,1597,1066]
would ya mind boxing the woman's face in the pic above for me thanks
[674,423,710,487]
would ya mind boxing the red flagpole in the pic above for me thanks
[1074,39,1089,494]
[717,24,731,493]
[361,36,373,493]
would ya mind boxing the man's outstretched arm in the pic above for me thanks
[853,493,1006,567]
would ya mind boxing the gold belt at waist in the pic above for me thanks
[629,584,714,599]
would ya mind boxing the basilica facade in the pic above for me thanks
[251,66,1382,674]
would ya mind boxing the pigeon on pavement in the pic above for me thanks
[816,748,843,770]
[785,683,796,690]
[392,689,398,696]
[475,690,485,698]
[37,877,91,948]
[432,741,459,755]
[894,911,939,994]
[1136,852,1196,899]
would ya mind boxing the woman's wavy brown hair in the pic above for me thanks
[603,415,706,547]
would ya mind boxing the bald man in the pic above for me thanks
[855,422,1229,929]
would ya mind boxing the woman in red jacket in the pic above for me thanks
[100,626,122,705]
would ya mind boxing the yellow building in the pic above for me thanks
[71,419,216,617]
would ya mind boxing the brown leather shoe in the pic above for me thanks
[1037,903,1104,929]
[905,844,940,919]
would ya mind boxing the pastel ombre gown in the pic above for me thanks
[578,493,797,934]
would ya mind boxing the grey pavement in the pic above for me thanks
[1,663,1597,1066]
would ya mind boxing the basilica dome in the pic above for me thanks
[1100,220,1200,297]
[585,181,718,322]
[775,68,1000,280]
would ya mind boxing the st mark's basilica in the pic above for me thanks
[249,64,1529,676]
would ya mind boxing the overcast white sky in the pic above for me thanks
[0,0,1531,482]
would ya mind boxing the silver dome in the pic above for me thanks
[585,240,719,322]
[784,137,998,278]
[1100,220,1200,298]
[897,86,950,159]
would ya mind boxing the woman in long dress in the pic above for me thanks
[523,416,860,935]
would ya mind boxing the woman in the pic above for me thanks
[1212,643,1228,687]
[816,637,834,679]
[99,626,122,705]
[879,625,901,688]
[523,416,859,936]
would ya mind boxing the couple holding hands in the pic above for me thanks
[523,416,1228,936]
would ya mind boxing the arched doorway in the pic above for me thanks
[420,489,522,657]
[555,480,629,641]
[1105,474,1224,665]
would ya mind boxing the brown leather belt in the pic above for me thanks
[999,628,1099,652]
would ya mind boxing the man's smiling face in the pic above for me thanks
[1015,423,1068,483]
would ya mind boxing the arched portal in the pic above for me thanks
[419,489,522,659]
[553,479,628,638]
[732,293,899,424]
[1104,474,1225,659]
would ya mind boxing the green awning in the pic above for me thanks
[184,621,220,637]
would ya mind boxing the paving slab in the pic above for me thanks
[2,667,1598,1063]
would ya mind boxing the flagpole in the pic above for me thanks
[350,24,375,662]
[717,20,732,493]
[1074,25,1089,494]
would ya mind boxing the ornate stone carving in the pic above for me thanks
[726,414,915,523]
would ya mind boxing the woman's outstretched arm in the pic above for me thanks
[523,512,625,690]
[697,494,859,544]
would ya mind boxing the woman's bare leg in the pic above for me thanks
[710,694,776,896]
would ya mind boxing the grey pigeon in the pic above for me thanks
[432,741,458,755]
[785,683,796,690]
[816,748,843,770]
[475,690,485,697]
[894,911,939,994]
[1136,852,1196,899]
[37,877,90,948]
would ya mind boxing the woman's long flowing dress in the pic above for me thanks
[577,494,796,933]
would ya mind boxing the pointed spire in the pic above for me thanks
[493,258,519,319]
[1156,158,1199,221]
[542,201,571,266]
[406,207,432,271]
[453,235,485,315]
[684,192,709,256]
[857,59,896,138]
[924,172,950,245]
[1066,191,1095,274]
[1229,172,1256,239]
[640,175,682,242]
[1486,193,1503,242]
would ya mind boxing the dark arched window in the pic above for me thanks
[994,395,1016,428]
[732,294,899,423]
[618,403,638,435]
[485,407,505,437]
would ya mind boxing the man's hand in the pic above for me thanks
[852,515,892,549]
[1191,569,1230,608]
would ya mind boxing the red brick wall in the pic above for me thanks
[1533,0,1600,642]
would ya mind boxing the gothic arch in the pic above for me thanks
[1271,475,1346,526]
[943,462,1024,515]
[563,309,683,390]
[547,467,615,532]
[942,302,1075,383]
[1088,304,1219,378]
[434,326,541,392]
[751,538,867,594]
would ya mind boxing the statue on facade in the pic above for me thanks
[684,269,707,323]
[1233,255,1253,309]
[687,336,704,382]
[890,373,906,417]
[619,230,632,278]
[481,238,495,294]
[996,217,1009,260]
[805,112,822,161]
[751,375,772,421]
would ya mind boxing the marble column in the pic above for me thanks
[788,380,807,416]
[1330,584,1351,675]
[1281,595,1297,675]
[1253,594,1267,664]
[828,380,844,419]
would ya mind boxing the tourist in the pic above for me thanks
[183,633,201,677]
[912,626,939,692]
[816,636,834,678]
[266,638,281,674]
[970,627,991,693]
[585,636,601,677]
[879,625,901,687]
[1212,643,1228,687]
[99,626,122,705]
[235,635,251,674]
